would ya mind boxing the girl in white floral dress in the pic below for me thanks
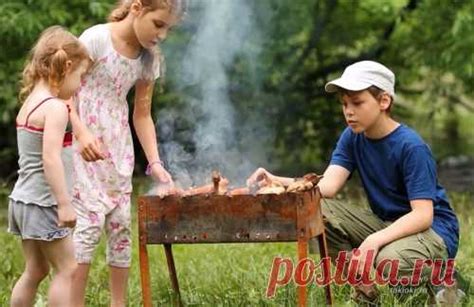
[68,1,187,306]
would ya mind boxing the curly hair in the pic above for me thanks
[19,26,91,103]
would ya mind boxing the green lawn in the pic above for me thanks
[0,180,472,306]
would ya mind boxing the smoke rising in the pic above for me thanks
[157,0,273,188]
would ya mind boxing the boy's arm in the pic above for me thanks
[43,101,76,227]
[133,79,172,184]
[246,164,350,198]
[318,165,351,198]
[369,199,433,247]
[355,144,439,274]
[367,144,436,247]
[354,199,433,274]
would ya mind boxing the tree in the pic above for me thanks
[0,0,112,179]
[0,0,472,180]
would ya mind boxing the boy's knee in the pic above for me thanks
[322,199,345,217]
[321,199,347,229]
[375,245,420,278]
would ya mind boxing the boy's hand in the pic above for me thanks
[58,204,77,228]
[246,167,274,187]
[353,233,383,276]
[77,129,105,162]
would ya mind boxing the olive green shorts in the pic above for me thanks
[314,199,448,281]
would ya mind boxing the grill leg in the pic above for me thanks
[139,241,152,307]
[297,239,308,307]
[164,244,182,306]
[138,201,152,307]
[318,232,333,306]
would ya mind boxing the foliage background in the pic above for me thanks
[0,0,473,179]
[0,0,472,305]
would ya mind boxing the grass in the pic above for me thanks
[0,179,472,306]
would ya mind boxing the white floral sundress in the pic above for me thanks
[72,23,159,267]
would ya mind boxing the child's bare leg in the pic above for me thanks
[40,235,77,307]
[110,266,129,307]
[71,263,91,307]
[105,196,131,307]
[11,240,50,307]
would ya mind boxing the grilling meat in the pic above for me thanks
[156,171,322,197]
[287,173,323,192]
[227,187,251,196]
[257,184,286,194]
[182,175,229,196]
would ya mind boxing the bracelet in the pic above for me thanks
[145,160,164,176]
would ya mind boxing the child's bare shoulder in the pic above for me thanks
[43,99,69,118]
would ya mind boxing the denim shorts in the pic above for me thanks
[8,198,70,241]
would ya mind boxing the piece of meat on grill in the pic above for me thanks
[257,185,286,194]
[286,172,323,192]
[181,175,229,196]
[227,187,251,196]
[227,182,262,196]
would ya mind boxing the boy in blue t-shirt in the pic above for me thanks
[247,61,459,301]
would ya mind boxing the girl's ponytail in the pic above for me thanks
[108,0,133,22]
[18,26,90,103]
[108,0,188,22]
[49,48,69,90]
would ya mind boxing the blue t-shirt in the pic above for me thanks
[330,124,459,258]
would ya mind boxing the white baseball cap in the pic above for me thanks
[325,61,396,97]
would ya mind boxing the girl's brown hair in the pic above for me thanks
[108,0,187,81]
[108,0,187,23]
[19,26,91,103]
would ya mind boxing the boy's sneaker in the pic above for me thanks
[429,270,469,306]
[434,284,465,305]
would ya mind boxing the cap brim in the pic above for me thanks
[325,78,372,93]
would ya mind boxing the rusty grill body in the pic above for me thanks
[138,187,332,306]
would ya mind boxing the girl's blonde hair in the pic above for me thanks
[108,0,187,81]
[19,26,91,103]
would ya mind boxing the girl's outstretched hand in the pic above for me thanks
[150,162,174,185]
[77,129,106,162]
[58,204,77,228]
